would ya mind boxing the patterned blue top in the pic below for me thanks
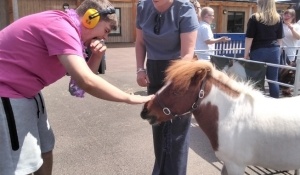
[136,0,199,60]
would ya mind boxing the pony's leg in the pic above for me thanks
[295,169,300,175]
[222,162,245,175]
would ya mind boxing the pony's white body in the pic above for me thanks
[203,85,300,174]
[142,60,300,175]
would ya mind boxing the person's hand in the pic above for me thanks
[244,54,250,60]
[137,70,149,87]
[127,94,154,104]
[285,22,294,30]
[221,36,231,42]
[90,39,106,56]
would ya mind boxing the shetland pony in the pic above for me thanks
[141,59,300,175]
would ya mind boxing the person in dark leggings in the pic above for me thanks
[147,60,192,175]
[135,0,199,174]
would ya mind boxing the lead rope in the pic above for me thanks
[38,93,45,113]
[33,93,45,118]
[1,97,19,151]
[33,96,40,118]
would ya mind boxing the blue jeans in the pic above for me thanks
[250,47,280,98]
[151,116,191,175]
[147,59,191,175]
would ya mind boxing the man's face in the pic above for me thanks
[203,10,214,24]
[82,20,112,46]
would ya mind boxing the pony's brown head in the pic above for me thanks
[141,60,213,125]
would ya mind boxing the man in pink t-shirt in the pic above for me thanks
[0,0,153,174]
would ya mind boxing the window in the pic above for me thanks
[227,11,245,33]
[109,8,121,36]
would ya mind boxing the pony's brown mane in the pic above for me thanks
[165,60,255,93]
[165,60,213,91]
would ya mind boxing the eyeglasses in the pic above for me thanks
[283,13,293,17]
[154,14,162,35]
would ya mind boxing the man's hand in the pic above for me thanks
[220,36,231,42]
[90,39,106,56]
[137,70,149,87]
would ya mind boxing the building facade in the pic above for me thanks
[0,0,293,43]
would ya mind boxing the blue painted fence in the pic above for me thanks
[213,33,245,58]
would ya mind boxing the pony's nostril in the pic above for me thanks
[140,105,158,125]
[140,107,149,119]
[149,117,157,125]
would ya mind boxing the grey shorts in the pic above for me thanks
[0,93,55,175]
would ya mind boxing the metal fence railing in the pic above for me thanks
[194,46,300,96]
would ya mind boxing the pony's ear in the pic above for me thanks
[192,68,208,84]
[192,53,198,61]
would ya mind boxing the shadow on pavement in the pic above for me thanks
[134,90,148,96]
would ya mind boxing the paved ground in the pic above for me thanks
[42,43,296,175]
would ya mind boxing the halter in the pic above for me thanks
[156,78,207,119]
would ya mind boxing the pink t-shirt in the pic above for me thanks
[0,10,83,98]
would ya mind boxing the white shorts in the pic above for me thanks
[0,93,55,175]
